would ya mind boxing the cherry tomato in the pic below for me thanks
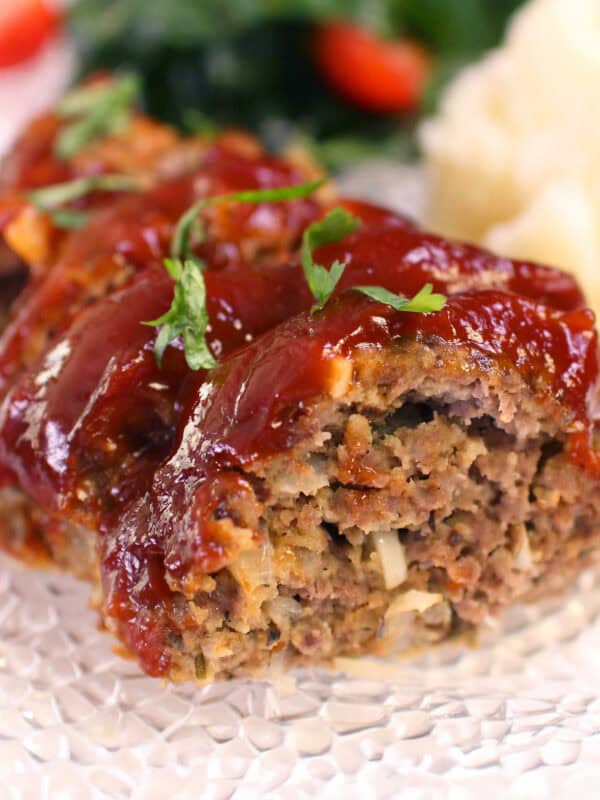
[314,21,431,114]
[0,0,61,69]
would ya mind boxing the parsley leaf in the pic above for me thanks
[55,73,141,160]
[171,177,326,259]
[27,174,140,229]
[28,174,139,209]
[300,207,361,313]
[46,209,91,230]
[143,258,217,371]
[194,652,207,680]
[353,283,447,313]
[299,209,447,314]
[170,202,206,260]
[149,177,328,370]
[183,109,221,138]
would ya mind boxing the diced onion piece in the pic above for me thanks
[229,540,273,590]
[271,459,329,496]
[514,533,534,571]
[265,596,303,630]
[372,531,407,589]
[386,589,443,617]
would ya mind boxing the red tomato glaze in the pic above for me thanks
[0,171,598,674]
[152,290,598,580]
[0,144,322,393]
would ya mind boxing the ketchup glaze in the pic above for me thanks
[0,139,598,674]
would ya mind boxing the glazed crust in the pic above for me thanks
[0,88,599,681]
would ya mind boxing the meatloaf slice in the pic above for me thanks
[97,291,600,680]
[1,92,599,682]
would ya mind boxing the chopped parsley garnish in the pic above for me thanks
[54,73,141,160]
[27,174,140,229]
[146,179,446,372]
[353,283,447,313]
[182,109,221,138]
[28,174,138,209]
[300,207,361,313]
[147,178,326,370]
[301,208,447,314]
[44,209,90,230]
[171,178,326,259]
[143,257,217,371]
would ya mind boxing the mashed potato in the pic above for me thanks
[420,0,600,316]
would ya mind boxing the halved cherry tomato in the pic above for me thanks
[0,0,61,69]
[314,21,431,114]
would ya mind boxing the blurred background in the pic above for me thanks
[5,0,598,313]
[0,0,524,169]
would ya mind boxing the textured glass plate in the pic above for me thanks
[1,163,600,800]
[2,555,600,800]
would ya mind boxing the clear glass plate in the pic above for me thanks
[1,163,599,800]
[1,554,600,800]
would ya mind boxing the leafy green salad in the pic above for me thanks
[68,0,523,169]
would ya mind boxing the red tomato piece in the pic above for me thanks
[0,0,61,69]
[314,21,431,113]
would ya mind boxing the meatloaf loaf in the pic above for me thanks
[0,83,599,682]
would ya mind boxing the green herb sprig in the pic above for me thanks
[143,257,216,370]
[27,174,140,229]
[171,177,326,259]
[300,207,361,313]
[55,73,141,160]
[145,179,447,372]
[300,209,447,314]
[352,283,447,313]
[146,178,327,370]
